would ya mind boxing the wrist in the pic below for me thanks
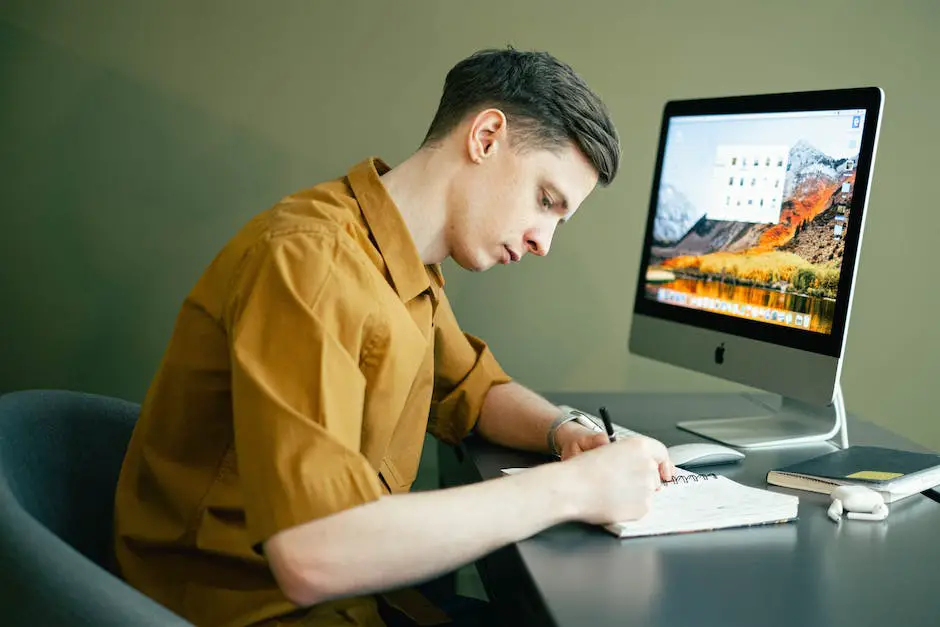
[529,461,585,523]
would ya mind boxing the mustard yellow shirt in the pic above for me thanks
[114,158,511,626]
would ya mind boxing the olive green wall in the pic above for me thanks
[1,1,937,450]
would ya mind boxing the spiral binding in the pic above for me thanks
[662,473,718,486]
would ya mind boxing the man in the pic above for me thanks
[114,47,672,627]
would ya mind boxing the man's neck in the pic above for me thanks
[379,147,455,265]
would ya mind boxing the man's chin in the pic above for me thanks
[452,254,493,273]
[456,261,489,273]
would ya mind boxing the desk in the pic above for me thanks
[439,392,940,627]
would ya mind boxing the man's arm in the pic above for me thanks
[264,435,670,607]
[222,238,671,609]
[474,381,605,458]
[266,461,574,606]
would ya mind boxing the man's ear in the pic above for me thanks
[466,108,507,163]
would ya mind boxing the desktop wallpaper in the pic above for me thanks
[645,111,865,335]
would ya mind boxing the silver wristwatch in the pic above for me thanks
[547,407,601,457]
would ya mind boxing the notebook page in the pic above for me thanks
[499,466,798,538]
[609,471,798,538]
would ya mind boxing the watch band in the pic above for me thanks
[547,412,579,457]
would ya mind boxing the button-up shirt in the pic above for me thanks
[114,157,511,626]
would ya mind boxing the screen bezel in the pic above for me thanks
[632,87,883,358]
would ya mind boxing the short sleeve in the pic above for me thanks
[429,292,512,444]
[224,230,385,550]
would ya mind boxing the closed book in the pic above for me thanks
[766,446,940,503]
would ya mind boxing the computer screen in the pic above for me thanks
[629,88,883,446]
[646,108,866,338]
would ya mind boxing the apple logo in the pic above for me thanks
[714,342,725,364]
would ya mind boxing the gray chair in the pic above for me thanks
[0,389,191,626]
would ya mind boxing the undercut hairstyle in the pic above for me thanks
[422,47,621,186]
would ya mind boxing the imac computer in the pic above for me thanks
[629,87,884,449]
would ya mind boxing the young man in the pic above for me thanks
[114,48,673,626]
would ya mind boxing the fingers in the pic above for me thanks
[639,437,674,482]
[579,435,672,486]
[569,438,666,524]
[648,460,663,490]
[639,436,670,467]
[631,436,674,483]
[560,432,610,460]
[658,460,674,482]
[618,435,673,479]
[580,433,614,454]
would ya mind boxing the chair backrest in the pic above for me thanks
[0,389,137,568]
[0,389,192,626]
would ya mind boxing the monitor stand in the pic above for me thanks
[677,383,848,449]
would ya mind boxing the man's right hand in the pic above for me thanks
[561,435,673,525]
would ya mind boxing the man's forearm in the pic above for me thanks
[475,381,587,453]
[264,462,580,607]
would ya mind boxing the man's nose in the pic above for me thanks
[525,226,555,257]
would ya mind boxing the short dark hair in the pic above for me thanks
[422,47,620,186]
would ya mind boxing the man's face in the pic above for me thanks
[449,136,599,272]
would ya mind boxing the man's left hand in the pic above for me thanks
[554,422,611,461]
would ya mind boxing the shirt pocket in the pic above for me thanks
[378,456,417,494]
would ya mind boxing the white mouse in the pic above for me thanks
[668,442,745,468]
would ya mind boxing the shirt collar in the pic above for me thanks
[347,157,443,303]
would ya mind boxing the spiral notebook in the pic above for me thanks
[502,467,799,538]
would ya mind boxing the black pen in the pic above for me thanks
[598,406,616,443]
